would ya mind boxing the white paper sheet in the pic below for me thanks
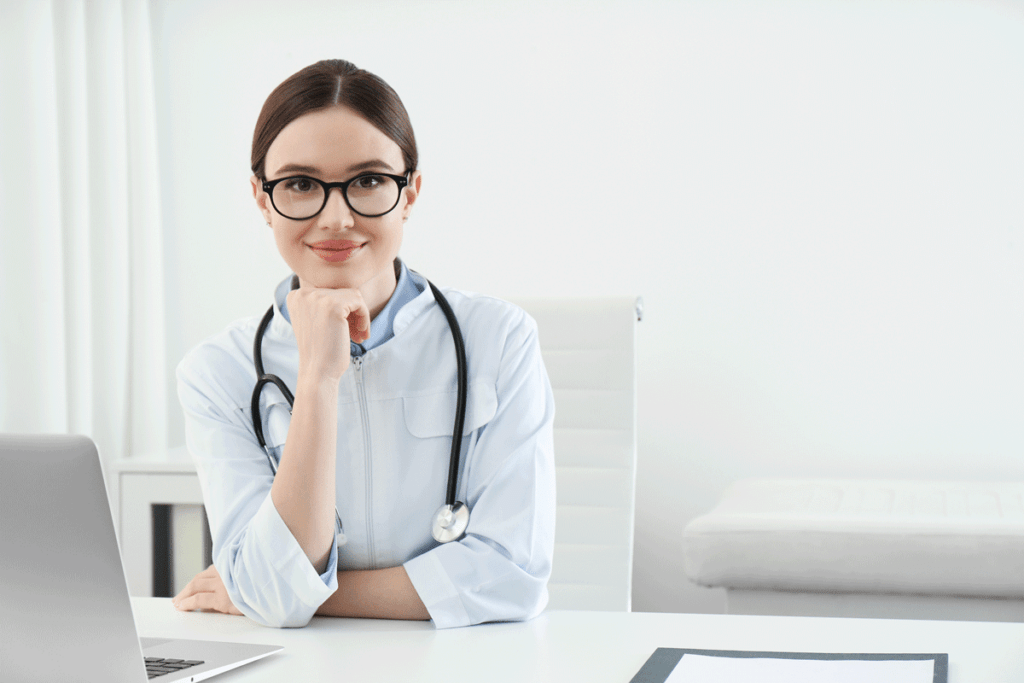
[665,654,935,683]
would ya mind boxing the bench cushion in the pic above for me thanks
[683,479,1024,598]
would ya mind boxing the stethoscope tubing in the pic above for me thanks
[251,305,293,455]
[427,280,467,508]
[249,274,469,543]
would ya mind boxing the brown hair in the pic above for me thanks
[251,59,418,179]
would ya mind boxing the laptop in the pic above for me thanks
[0,434,283,682]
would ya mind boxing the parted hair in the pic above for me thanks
[251,59,418,179]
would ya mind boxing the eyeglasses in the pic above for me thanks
[262,172,410,220]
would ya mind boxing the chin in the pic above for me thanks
[310,272,363,290]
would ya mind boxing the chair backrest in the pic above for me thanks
[512,296,642,612]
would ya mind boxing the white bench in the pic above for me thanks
[683,478,1024,622]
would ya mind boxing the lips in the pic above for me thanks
[308,240,363,262]
[310,240,361,250]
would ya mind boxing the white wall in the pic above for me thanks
[150,0,1024,614]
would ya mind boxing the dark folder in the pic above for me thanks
[629,648,948,683]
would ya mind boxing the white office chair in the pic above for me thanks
[513,297,642,612]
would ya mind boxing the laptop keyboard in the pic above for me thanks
[144,657,205,679]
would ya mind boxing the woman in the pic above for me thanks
[172,60,555,629]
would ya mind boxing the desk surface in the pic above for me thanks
[132,598,1024,682]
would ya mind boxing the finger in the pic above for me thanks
[174,591,240,615]
[188,576,226,594]
[174,591,211,613]
[195,591,243,616]
[172,565,217,602]
[173,579,199,603]
[348,303,372,343]
[348,312,368,342]
[172,592,196,611]
[189,592,224,613]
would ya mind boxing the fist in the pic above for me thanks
[286,283,371,381]
[172,564,243,616]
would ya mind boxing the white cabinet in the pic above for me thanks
[107,453,206,597]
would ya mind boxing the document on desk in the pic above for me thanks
[630,648,947,683]
[667,655,934,682]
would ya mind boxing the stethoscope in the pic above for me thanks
[250,274,471,545]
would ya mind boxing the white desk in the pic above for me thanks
[131,598,1024,681]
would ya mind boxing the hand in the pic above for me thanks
[172,564,244,616]
[287,281,371,382]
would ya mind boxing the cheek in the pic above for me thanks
[271,224,307,261]
[271,226,288,253]
[384,219,405,248]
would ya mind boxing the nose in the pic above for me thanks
[318,187,355,229]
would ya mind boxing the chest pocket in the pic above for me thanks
[402,380,498,438]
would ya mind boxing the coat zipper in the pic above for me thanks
[352,355,375,569]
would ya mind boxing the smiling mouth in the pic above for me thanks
[308,243,362,262]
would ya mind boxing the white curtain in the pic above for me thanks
[0,0,169,464]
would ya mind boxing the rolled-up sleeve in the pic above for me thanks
[176,347,339,628]
[404,310,556,629]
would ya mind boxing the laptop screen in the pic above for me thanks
[0,434,149,682]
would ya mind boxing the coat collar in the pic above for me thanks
[267,264,441,342]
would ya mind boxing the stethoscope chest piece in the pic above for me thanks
[431,502,469,543]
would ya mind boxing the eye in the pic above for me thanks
[283,177,317,193]
[352,174,385,190]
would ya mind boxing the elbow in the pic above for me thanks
[462,573,550,628]
[249,610,315,629]
[506,547,553,621]
[509,577,550,622]
[219,556,320,629]
[215,519,337,629]
[230,582,318,629]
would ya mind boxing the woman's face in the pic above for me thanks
[252,106,420,311]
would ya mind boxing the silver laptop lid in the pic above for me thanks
[0,433,148,682]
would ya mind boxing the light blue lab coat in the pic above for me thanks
[176,265,556,629]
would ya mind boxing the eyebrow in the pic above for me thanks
[272,159,397,177]
[346,159,397,174]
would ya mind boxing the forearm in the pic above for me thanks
[315,566,430,621]
[270,375,339,574]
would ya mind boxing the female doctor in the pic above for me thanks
[172,59,556,629]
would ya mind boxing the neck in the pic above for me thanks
[361,262,399,321]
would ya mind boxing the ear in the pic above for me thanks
[401,171,423,221]
[251,175,273,225]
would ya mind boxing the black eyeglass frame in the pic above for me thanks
[262,172,410,219]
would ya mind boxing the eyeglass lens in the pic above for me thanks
[272,175,401,219]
